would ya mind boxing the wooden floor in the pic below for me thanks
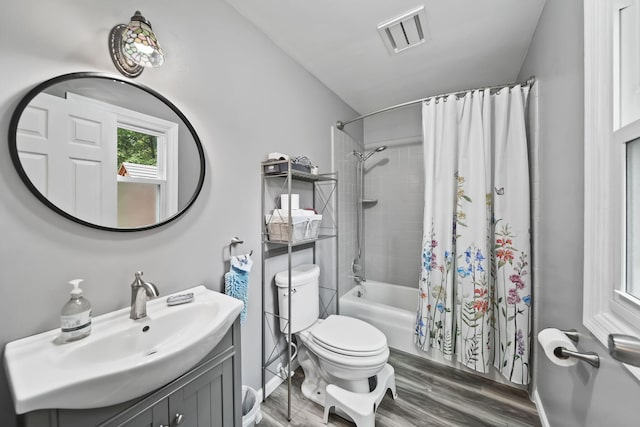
[260,349,541,427]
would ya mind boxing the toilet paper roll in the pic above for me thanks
[537,328,579,367]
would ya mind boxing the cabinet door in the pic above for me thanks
[168,358,235,427]
[19,399,168,427]
[95,398,169,427]
[119,408,154,427]
[119,400,168,427]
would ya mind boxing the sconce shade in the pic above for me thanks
[109,11,165,78]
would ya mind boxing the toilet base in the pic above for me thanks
[297,345,377,405]
[298,345,329,406]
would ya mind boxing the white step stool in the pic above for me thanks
[323,364,398,427]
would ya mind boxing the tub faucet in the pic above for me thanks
[130,271,159,320]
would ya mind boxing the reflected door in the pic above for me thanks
[16,93,118,226]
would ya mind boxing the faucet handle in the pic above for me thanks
[131,271,143,287]
[131,272,159,296]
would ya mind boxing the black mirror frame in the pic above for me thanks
[8,72,206,232]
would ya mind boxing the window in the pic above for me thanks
[627,137,640,300]
[617,1,640,301]
[584,0,640,380]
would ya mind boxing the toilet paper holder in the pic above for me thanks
[562,329,579,343]
[554,329,600,368]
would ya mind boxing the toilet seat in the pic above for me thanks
[311,339,387,357]
[309,315,387,357]
[296,314,390,386]
[299,329,390,370]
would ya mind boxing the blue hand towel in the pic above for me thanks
[225,254,253,324]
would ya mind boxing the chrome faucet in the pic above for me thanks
[130,271,159,320]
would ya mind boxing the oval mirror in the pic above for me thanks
[9,72,205,231]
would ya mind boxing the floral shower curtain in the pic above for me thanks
[414,85,531,385]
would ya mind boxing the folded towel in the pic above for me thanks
[225,254,253,324]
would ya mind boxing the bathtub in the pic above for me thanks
[340,280,523,387]
[340,281,421,356]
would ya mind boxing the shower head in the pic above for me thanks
[361,145,387,161]
[353,146,387,162]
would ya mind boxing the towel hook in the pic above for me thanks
[230,237,252,257]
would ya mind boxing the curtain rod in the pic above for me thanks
[336,76,535,130]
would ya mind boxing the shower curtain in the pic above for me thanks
[414,85,531,385]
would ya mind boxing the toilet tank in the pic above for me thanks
[275,264,319,334]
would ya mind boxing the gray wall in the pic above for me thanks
[518,0,640,425]
[0,0,358,423]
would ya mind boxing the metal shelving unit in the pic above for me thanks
[260,159,338,421]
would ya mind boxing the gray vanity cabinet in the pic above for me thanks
[167,357,235,427]
[104,399,170,427]
[18,320,241,427]
[109,400,169,427]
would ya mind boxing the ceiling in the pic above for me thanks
[224,0,546,116]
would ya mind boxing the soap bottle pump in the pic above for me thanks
[60,279,92,343]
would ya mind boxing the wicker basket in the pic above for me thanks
[265,214,322,242]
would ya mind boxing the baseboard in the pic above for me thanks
[256,375,284,402]
[532,388,550,427]
[256,359,300,402]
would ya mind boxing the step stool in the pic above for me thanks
[323,364,397,427]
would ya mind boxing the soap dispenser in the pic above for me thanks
[60,279,92,343]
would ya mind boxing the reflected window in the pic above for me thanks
[117,128,158,172]
[118,181,160,227]
[117,128,162,227]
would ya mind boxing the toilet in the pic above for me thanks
[275,264,390,407]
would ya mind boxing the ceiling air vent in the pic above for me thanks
[377,6,429,55]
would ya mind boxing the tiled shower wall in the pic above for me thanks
[363,108,424,287]
[332,127,363,296]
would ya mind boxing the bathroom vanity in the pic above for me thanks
[4,285,244,427]
[18,319,241,427]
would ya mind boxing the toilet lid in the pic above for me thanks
[309,315,387,356]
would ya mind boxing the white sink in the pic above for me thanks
[4,285,243,414]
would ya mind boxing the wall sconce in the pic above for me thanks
[109,11,165,78]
